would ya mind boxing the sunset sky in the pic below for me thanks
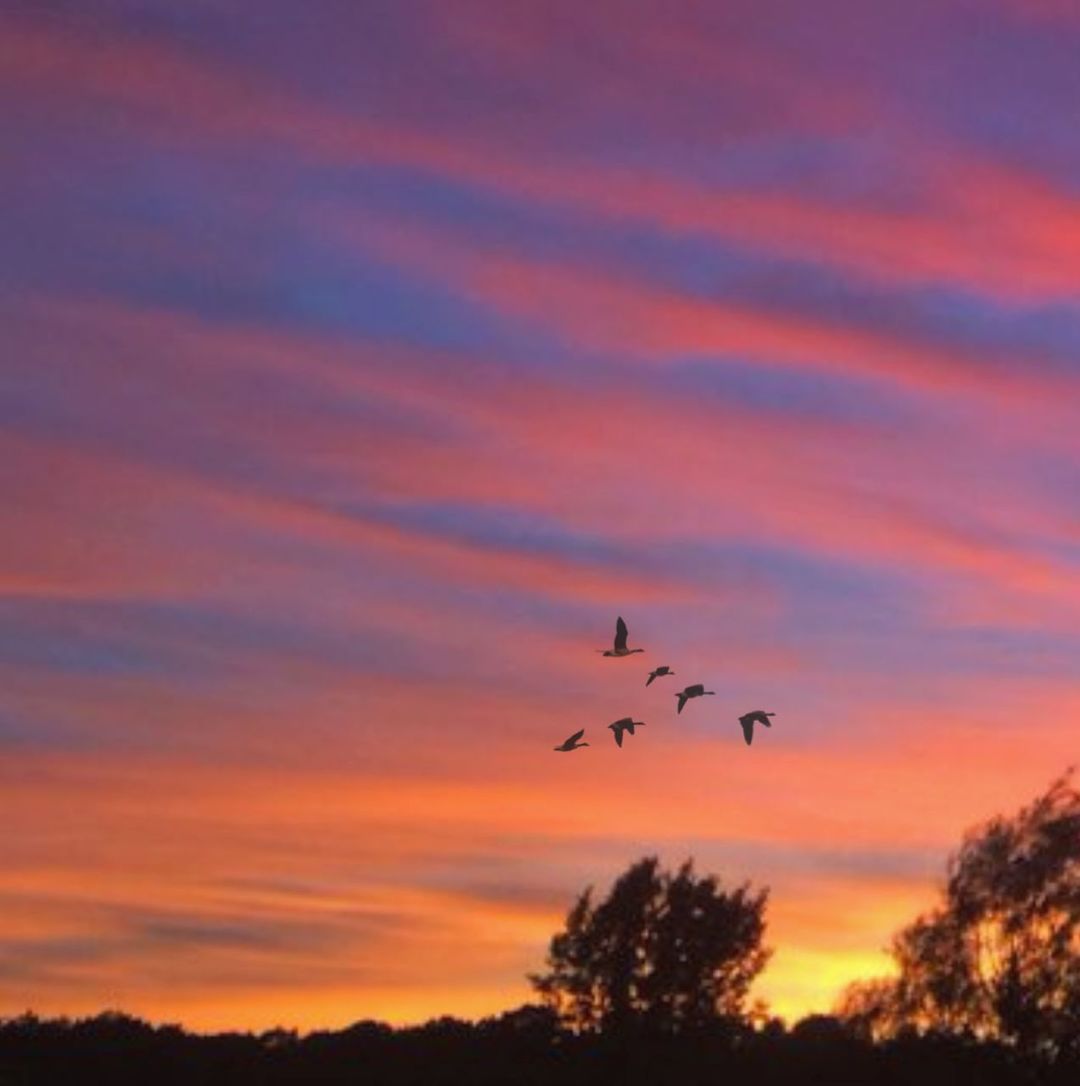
[2,0,1079,1032]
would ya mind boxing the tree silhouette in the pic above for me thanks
[839,770,1080,1061]
[529,856,770,1035]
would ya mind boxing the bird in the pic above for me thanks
[675,683,715,714]
[646,665,674,687]
[600,616,644,657]
[554,728,589,752]
[608,717,645,747]
[738,710,775,746]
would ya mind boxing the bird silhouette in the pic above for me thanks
[738,710,775,746]
[554,728,589,752]
[675,683,715,714]
[608,717,645,747]
[600,616,644,657]
[646,665,674,687]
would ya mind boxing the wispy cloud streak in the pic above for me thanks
[1,0,1078,1031]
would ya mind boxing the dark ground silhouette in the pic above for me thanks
[2,1008,1079,1085]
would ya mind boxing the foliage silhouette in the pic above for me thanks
[3,1007,1080,1085]
[839,770,1080,1062]
[529,856,770,1035]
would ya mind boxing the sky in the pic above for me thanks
[1,0,1079,1032]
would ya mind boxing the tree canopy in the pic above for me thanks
[839,771,1080,1061]
[530,856,770,1035]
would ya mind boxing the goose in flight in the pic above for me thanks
[554,728,589,752]
[608,717,645,747]
[738,710,775,746]
[675,683,715,714]
[600,616,644,657]
[646,665,674,687]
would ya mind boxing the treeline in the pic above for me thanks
[2,1008,1078,1086]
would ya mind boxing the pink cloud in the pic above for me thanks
[7,9,1080,307]
[3,8,1079,1028]
[10,293,1078,628]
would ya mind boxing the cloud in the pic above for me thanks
[9,3,1080,310]
[3,0,1079,1032]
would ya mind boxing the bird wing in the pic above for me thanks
[645,672,656,686]
[568,728,585,743]
[677,694,687,714]
[613,726,624,747]
[758,712,772,728]
[689,683,704,696]
[614,616,628,651]
[741,717,754,745]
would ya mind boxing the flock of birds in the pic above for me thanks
[554,616,777,752]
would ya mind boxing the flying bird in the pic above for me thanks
[675,683,715,714]
[554,728,589,752]
[646,665,674,687]
[600,616,644,657]
[608,717,645,747]
[738,710,775,746]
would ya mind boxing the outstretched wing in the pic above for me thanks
[568,728,585,744]
[645,671,656,687]
[613,726,624,747]
[740,717,754,745]
[614,616,628,652]
[677,694,687,714]
[758,712,772,728]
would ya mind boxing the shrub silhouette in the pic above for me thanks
[529,856,770,1035]
[839,770,1080,1062]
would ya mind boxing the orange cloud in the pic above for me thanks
[4,684,1073,1031]
[3,9,1079,1033]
